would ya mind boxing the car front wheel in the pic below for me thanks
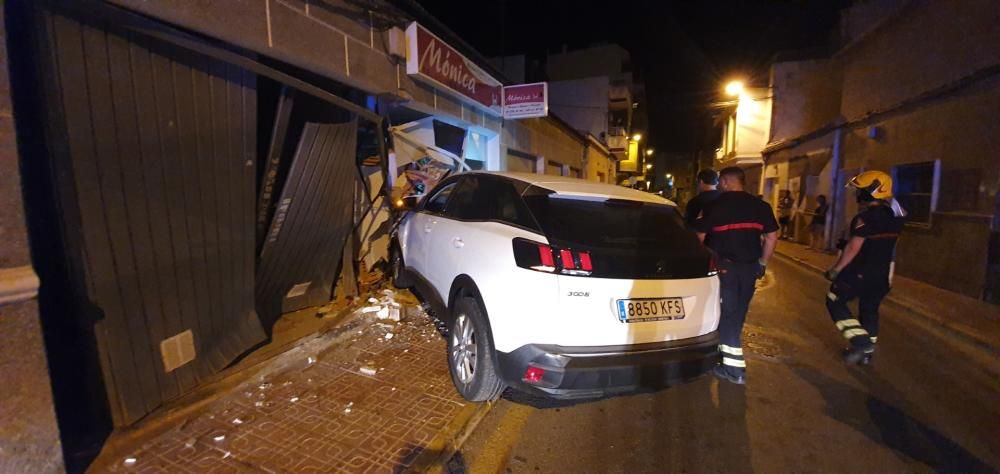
[447,297,505,402]
[390,243,412,289]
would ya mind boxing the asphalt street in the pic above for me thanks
[457,256,1000,473]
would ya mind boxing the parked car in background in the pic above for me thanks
[391,172,721,401]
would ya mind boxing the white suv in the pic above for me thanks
[391,172,721,401]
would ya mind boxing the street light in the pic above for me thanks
[665,173,673,179]
[645,163,653,170]
[645,149,653,156]
[724,80,744,97]
[632,133,642,141]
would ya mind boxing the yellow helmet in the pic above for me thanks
[848,170,893,200]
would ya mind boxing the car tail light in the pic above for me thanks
[514,238,556,272]
[513,239,593,276]
[538,245,555,268]
[559,249,575,270]
[523,366,545,384]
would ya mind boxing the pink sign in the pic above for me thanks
[503,82,548,119]
[406,23,502,115]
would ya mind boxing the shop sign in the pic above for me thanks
[502,82,548,119]
[406,23,502,115]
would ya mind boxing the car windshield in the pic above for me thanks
[522,190,710,279]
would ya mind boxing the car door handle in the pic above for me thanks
[452,237,465,248]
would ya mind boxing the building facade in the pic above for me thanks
[544,44,648,181]
[0,0,619,470]
[715,86,773,195]
[762,0,1000,302]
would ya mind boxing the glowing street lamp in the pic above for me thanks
[632,133,642,141]
[724,80,744,97]
[645,149,654,156]
[665,173,673,179]
[645,163,653,170]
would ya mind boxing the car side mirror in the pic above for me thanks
[393,195,420,211]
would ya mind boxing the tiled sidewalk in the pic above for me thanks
[775,240,1000,352]
[97,295,472,473]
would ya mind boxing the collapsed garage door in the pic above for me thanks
[29,8,265,425]
[255,121,359,327]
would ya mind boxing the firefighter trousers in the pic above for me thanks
[826,272,890,349]
[718,261,759,371]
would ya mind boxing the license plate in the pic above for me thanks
[616,298,685,323]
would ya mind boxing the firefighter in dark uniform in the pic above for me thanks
[825,170,906,365]
[696,167,779,384]
[685,169,721,229]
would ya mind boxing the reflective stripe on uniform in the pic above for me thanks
[870,336,878,343]
[835,318,862,331]
[842,328,870,339]
[722,357,747,368]
[719,344,744,356]
[827,292,838,301]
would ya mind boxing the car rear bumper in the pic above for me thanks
[495,331,720,399]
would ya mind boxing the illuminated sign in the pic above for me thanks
[406,23,502,116]
[503,82,548,119]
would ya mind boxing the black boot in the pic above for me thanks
[713,365,746,385]
[843,345,875,365]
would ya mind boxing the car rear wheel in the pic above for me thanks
[448,297,505,402]
[390,243,412,289]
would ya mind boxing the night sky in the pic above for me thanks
[417,0,849,153]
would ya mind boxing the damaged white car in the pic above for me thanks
[391,172,721,401]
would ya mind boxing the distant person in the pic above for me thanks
[824,171,906,366]
[684,169,721,228]
[809,195,829,251]
[777,190,794,239]
[696,167,779,385]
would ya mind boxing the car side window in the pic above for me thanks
[447,176,538,230]
[423,182,457,214]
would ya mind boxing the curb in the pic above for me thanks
[406,399,496,473]
[773,251,998,355]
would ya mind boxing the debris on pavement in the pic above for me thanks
[94,289,466,474]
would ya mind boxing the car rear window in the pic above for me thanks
[522,190,711,279]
